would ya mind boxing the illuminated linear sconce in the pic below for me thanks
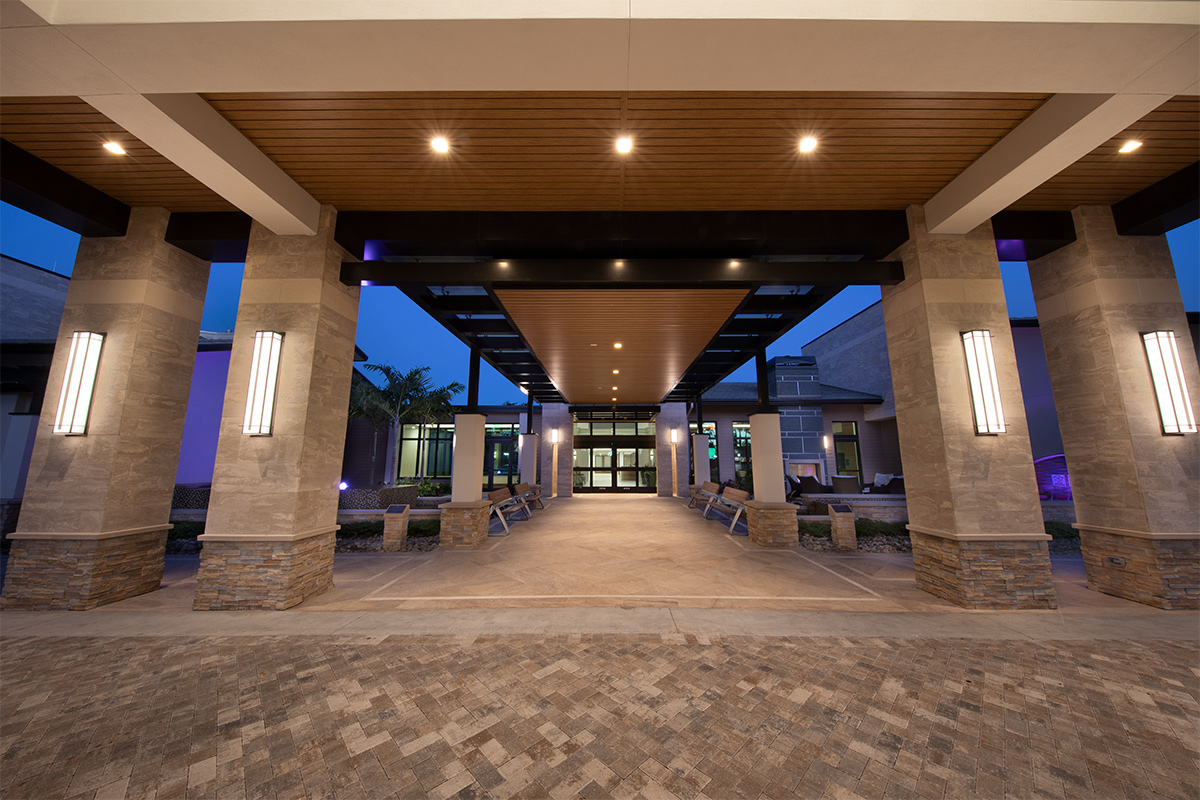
[551,428,560,444]
[1142,330,1197,434]
[961,330,1006,434]
[53,331,105,435]
[243,331,284,435]
[671,429,678,444]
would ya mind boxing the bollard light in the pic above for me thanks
[962,330,1006,434]
[243,331,284,435]
[53,331,105,435]
[1142,331,1197,434]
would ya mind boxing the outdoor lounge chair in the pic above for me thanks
[703,487,750,533]
[688,481,721,508]
[488,487,531,535]
[513,482,545,509]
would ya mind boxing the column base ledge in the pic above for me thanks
[908,525,1050,542]
[8,524,173,541]
[198,525,338,543]
[1074,523,1199,540]
[439,499,493,510]
[745,500,797,511]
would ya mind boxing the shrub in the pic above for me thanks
[338,521,384,538]
[1044,520,1078,539]
[416,481,450,497]
[854,518,909,538]
[168,521,205,541]
[798,520,832,538]
[408,519,440,538]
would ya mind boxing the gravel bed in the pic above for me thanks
[799,534,1082,555]
[165,535,441,555]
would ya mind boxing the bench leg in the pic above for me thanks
[729,507,743,534]
[491,507,510,536]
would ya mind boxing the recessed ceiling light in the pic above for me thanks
[615,260,624,267]
[1118,140,1142,153]
[799,136,818,153]
[431,136,450,153]
[612,397,617,401]
[613,343,623,349]
[498,261,509,268]
[102,142,126,155]
[615,136,633,154]
[729,260,740,268]
[612,386,618,390]
[612,369,619,374]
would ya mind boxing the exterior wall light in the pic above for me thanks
[243,331,284,435]
[961,330,1006,434]
[671,429,678,443]
[1142,330,1197,434]
[551,428,559,444]
[53,331,105,435]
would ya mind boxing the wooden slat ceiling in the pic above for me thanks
[1012,96,1200,209]
[0,96,234,211]
[1,92,1195,214]
[496,288,748,404]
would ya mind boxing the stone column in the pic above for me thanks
[655,403,688,497]
[539,403,572,497]
[1027,206,1198,609]
[2,208,209,610]
[519,432,539,487]
[692,434,710,487]
[881,205,1055,610]
[745,411,797,546]
[194,206,359,611]
[439,412,490,547]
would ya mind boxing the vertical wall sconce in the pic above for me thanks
[1142,331,1197,435]
[961,330,1006,435]
[822,434,830,450]
[243,331,284,435]
[53,331,105,435]
[550,428,560,497]
[551,428,560,444]
[670,429,678,444]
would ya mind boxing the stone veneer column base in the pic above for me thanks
[910,529,1057,609]
[193,530,335,611]
[0,527,167,610]
[438,500,491,547]
[1078,526,1199,610]
[746,501,799,547]
[383,505,411,552]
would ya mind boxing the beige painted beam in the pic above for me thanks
[81,92,321,236]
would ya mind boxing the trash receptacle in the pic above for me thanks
[383,503,410,552]
[829,503,856,551]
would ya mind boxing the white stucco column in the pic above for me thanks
[692,434,710,486]
[748,412,786,502]
[450,413,486,502]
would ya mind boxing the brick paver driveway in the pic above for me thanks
[2,633,1197,800]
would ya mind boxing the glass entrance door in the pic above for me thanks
[571,414,657,492]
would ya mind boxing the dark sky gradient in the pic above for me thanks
[2,202,1197,405]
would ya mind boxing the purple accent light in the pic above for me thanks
[362,240,384,261]
[339,481,349,491]
[995,239,1027,262]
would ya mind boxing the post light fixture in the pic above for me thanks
[961,330,1006,435]
[53,331,105,435]
[243,331,284,435]
[1142,330,1197,434]
[551,428,560,444]
[671,429,678,444]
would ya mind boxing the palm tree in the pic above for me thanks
[346,373,394,485]
[352,364,464,484]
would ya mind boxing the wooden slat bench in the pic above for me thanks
[703,487,750,533]
[487,487,531,536]
[513,482,545,510]
[688,481,721,509]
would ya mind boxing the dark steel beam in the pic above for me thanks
[1,139,129,237]
[165,212,252,261]
[990,210,1077,261]
[1112,162,1200,237]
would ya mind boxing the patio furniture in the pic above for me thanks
[513,482,545,510]
[790,474,832,495]
[831,475,861,494]
[703,487,750,533]
[488,487,531,535]
[689,481,722,509]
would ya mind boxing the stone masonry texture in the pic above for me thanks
[2,633,1197,800]
[910,532,1058,610]
[747,502,799,548]
[439,501,490,547]
[383,506,411,552]
[831,507,857,551]
[0,529,167,610]
[1079,528,1199,610]
[192,531,334,611]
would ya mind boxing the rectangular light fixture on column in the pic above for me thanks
[53,331,105,435]
[961,330,1006,435]
[1142,330,1197,435]
[243,331,284,435]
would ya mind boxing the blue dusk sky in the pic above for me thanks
[2,201,1197,404]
